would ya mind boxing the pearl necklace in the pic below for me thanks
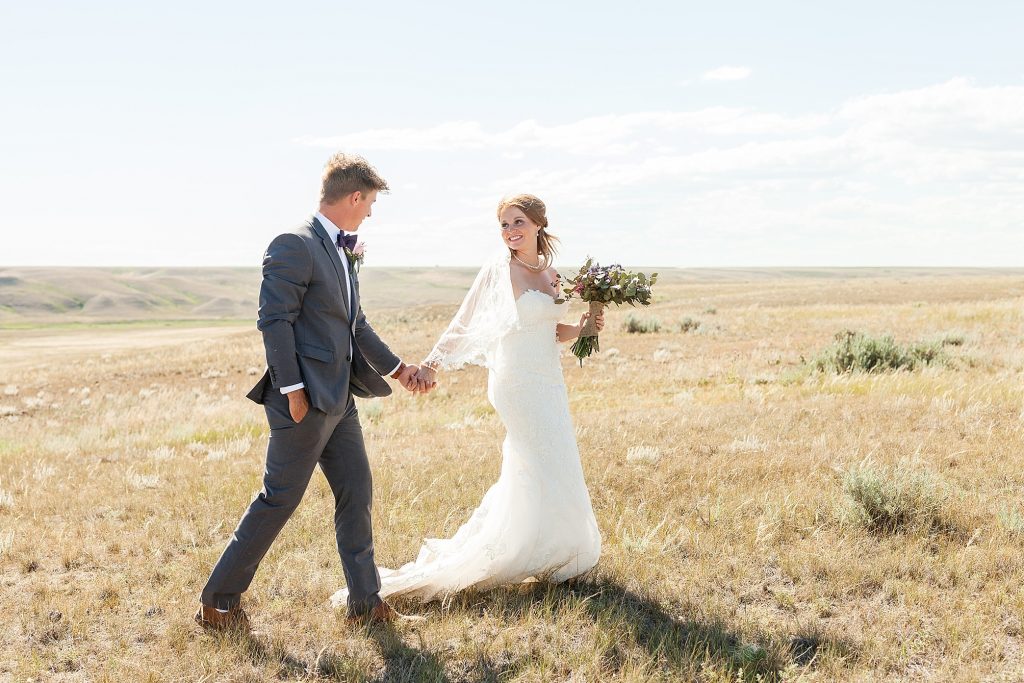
[511,252,548,272]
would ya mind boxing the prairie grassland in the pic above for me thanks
[1,273,1023,682]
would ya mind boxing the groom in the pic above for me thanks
[196,153,429,630]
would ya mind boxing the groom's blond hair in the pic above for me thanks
[321,153,390,204]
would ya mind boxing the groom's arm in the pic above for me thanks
[256,233,312,390]
[353,309,427,391]
[353,306,402,377]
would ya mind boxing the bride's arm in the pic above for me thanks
[556,309,605,344]
[556,321,583,344]
[549,268,581,344]
[418,282,484,377]
[414,255,518,391]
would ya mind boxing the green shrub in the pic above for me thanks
[623,315,661,334]
[940,333,966,346]
[997,506,1024,537]
[842,461,950,534]
[678,317,701,333]
[813,330,944,373]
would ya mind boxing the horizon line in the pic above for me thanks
[2,264,1023,271]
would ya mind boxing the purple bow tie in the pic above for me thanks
[336,232,357,251]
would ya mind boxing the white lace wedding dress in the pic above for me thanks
[331,287,601,605]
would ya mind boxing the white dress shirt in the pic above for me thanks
[278,213,402,394]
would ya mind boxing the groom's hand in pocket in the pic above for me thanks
[286,388,310,423]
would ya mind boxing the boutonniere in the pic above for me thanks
[344,242,366,273]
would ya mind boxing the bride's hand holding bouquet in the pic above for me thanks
[562,258,657,365]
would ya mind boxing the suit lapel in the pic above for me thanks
[310,217,352,323]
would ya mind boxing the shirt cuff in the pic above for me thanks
[279,382,305,394]
[386,360,404,377]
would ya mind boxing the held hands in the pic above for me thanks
[396,364,424,393]
[412,365,438,395]
[396,363,437,395]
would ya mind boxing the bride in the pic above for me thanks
[331,193,603,606]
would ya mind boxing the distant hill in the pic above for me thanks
[0,267,261,323]
[0,266,485,324]
[1,265,1022,324]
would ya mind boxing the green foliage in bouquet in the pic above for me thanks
[561,258,658,364]
[562,258,657,306]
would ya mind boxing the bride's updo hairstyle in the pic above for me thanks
[497,193,560,263]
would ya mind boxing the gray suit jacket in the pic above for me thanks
[246,217,400,414]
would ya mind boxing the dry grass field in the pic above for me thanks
[1,269,1023,682]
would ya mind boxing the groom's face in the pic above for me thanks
[347,190,378,232]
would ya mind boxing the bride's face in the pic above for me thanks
[498,207,540,252]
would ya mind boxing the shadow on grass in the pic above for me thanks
[420,574,853,682]
[227,629,309,678]
[364,624,451,683]
[221,575,853,681]
[223,621,451,682]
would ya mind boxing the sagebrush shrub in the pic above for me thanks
[623,315,661,334]
[940,333,966,347]
[814,330,944,373]
[842,461,950,533]
[678,317,701,333]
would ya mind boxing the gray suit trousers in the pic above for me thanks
[200,387,381,615]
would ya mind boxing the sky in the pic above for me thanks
[1,1,1022,268]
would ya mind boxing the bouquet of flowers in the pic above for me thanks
[562,258,657,365]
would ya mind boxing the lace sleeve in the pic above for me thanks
[422,251,518,371]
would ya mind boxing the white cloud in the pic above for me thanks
[701,65,753,81]
[297,109,827,156]
[300,79,1024,266]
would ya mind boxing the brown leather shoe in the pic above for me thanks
[194,604,251,632]
[346,600,425,626]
